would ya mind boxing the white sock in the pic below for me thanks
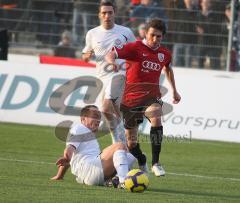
[111,121,126,145]
[113,150,129,183]
[117,120,127,145]
[127,152,137,169]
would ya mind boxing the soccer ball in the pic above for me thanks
[124,169,149,192]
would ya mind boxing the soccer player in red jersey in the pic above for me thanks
[106,19,181,176]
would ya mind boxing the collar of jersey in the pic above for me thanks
[142,39,160,51]
[100,24,116,31]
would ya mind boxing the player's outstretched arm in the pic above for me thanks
[51,145,75,180]
[163,66,181,104]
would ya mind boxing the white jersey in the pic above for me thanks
[82,24,135,79]
[66,123,136,186]
[66,123,101,176]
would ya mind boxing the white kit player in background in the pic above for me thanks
[51,105,136,188]
[82,1,135,144]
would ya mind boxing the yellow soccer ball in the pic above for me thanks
[124,169,149,192]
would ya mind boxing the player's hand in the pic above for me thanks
[55,157,69,167]
[51,175,63,181]
[105,50,119,72]
[173,91,181,104]
[82,51,93,62]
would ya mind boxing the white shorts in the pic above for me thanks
[75,155,105,186]
[99,74,125,105]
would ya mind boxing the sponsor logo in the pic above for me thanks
[142,60,161,71]
[158,53,165,62]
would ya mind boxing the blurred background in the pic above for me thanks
[0,0,239,71]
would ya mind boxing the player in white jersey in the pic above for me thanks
[82,1,135,144]
[51,105,136,187]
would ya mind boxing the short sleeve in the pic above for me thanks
[66,142,80,149]
[66,127,80,149]
[65,123,95,149]
[66,135,80,149]
[115,42,137,61]
[82,31,93,53]
[127,29,136,43]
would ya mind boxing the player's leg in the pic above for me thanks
[100,142,131,184]
[121,105,148,173]
[102,99,126,144]
[102,75,126,144]
[126,128,148,173]
[145,102,165,176]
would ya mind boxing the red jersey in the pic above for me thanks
[115,40,172,107]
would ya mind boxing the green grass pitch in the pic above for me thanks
[0,122,240,203]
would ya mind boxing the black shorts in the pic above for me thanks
[120,98,163,129]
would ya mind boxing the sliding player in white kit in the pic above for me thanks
[51,105,136,188]
[82,1,135,144]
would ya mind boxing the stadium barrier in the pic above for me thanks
[1,1,237,70]
[0,59,239,143]
[39,55,96,67]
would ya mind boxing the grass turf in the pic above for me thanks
[0,122,240,203]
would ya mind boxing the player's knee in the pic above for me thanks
[101,106,109,115]
[146,104,162,117]
[102,100,114,113]
[150,117,162,126]
[101,106,109,116]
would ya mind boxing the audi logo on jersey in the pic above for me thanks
[142,61,161,71]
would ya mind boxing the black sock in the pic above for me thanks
[150,126,163,166]
[129,143,146,166]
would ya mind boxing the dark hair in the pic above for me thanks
[99,1,116,12]
[145,19,167,35]
[80,105,99,117]
[226,3,231,10]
